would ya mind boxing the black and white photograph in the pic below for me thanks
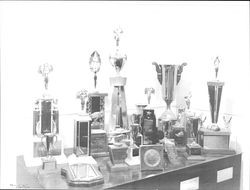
[0,1,249,189]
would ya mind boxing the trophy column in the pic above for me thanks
[110,76,128,131]
[87,92,109,157]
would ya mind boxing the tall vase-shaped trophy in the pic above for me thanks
[198,57,234,155]
[152,62,187,138]
[61,89,104,187]
[27,63,66,180]
[87,51,109,158]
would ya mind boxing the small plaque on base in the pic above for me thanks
[42,157,57,170]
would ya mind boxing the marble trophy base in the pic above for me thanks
[107,144,129,172]
[106,161,129,172]
[125,144,140,168]
[198,127,235,156]
[24,153,68,168]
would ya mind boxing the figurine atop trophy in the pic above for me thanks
[145,87,155,108]
[76,89,88,114]
[38,63,53,98]
[89,50,101,92]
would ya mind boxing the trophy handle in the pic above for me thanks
[177,62,187,85]
[223,115,232,128]
[152,62,162,85]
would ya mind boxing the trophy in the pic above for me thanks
[125,123,141,167]
[109,28,128,131]
[152,62,187,121]
[87,51,109,157]
[198,57,234,154]
[62,89,104,187]
[32,63,65,176]
[153,62,187,138]
[74,89,91,156]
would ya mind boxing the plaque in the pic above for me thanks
[140,144,164,171]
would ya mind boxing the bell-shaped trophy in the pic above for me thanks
[152,62,187,137]
[109,28,129,132]
[198,57,234,155]
[87,51,109,157]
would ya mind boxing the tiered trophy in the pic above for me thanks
[32,63,66,177]
[198,57,234,155]
[87,51,109,157]
[109,28,128,132]
[107,28,129,171]
[152,62,187,138]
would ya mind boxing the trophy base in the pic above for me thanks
[42,157,57,170]
[125,156,140,168]
[202,148,236,156]
[159,108,177,122]
[198,128,231,150]
[106,160,129,172]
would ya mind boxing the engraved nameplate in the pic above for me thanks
[180,177,199,190]
[217,167,233,183]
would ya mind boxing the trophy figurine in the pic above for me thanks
[198,57,234,154]
[145,87,155,108]
[109,28,129,132]
[89,51,101,91]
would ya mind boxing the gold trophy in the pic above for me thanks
[198,57,234,155]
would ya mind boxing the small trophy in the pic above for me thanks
[74,89,91,156]
[198,57,234,155]
[125,123,141,167]
[109,28,129,132]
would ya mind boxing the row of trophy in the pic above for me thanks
[28,28,234,187]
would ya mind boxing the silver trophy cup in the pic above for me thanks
[153,62,187,122]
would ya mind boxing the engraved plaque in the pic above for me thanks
[41,100,52,134]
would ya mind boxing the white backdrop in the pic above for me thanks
[0,1,249,189]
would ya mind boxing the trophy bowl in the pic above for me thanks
[152,62,187,121]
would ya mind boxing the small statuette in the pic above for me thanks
[76,89,88,112]
[89,51,101,90]
[144,87,155,105]
[223,115,232,128]
[38,63,53,90]
[109,27,127,75]
[214,56,220,79]
[184,92,192,110]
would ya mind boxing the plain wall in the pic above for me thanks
[0,1,249,189]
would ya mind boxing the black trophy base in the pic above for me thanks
[106,160,129,172]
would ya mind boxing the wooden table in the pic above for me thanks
[17,151,241,190]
